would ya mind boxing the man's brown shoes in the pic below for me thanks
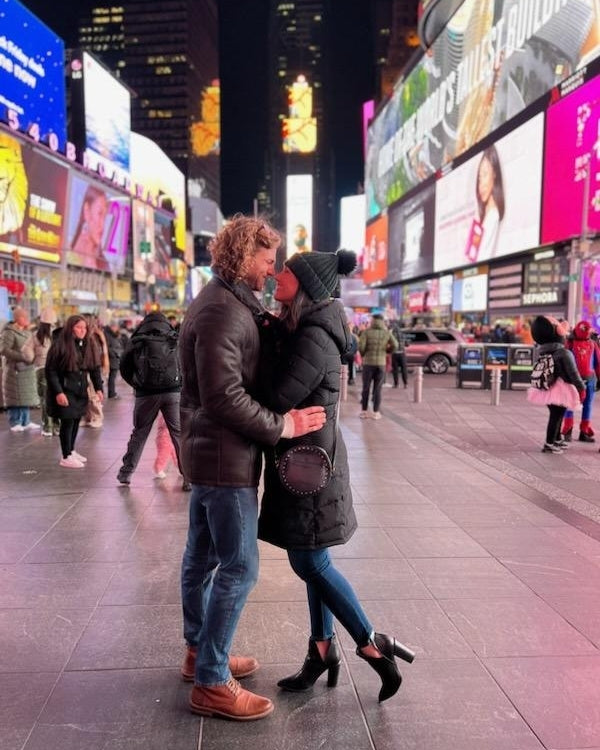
[189,679,273,721]
[181,646,259,682]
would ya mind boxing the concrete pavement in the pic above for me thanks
[2,372,600,749]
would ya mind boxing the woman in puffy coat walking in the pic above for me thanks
[258,249,414,703]
[46,315,104,468]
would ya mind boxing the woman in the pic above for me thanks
[33,307,59,436]
[474,144,505,261]
[258,249,415,703]
[71,185,108,264]
[81,314,108,427]
[45,315,104,468]
[527,315,585,454]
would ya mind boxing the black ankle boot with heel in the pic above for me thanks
[277,636,341,692]
[357,632,415,702]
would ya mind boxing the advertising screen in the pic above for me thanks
[132,200,173,283]
[286,174,313,256]
[363,213,389,285]
[0,132,68,262]
[82,51,131,186]
[65,172,131,274]
[542,74,600,243]
[130,132,185,252]
[434,112,543,273]
[387,184,435,283]
[452,273,488,312]
[0,0,66,150]
[365,0,600,220]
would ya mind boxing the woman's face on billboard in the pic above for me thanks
[85,193,108,246]
[477,156,495,205]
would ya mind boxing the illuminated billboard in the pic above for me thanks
[286,174,313,257]
[542,74,600,244]
[65,172,131,274]
[132,199,173,284]
[364,213,389,285]
[69,51,131,187]
[130,132,185,252]
[387,184,435,284]
[366,0,600,220]
[452,271,488,312]
[282,76,317,153]
[190,80,220,157]
[0,131,68,262]
[0,0,66,150]
[434,112,543,273]
[340,195,366,253]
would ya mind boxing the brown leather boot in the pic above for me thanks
[181,646,259,681]
[189,679,274,720]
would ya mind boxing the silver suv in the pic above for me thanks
[399,328,465,374]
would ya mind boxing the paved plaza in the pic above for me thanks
[2,372,600,750]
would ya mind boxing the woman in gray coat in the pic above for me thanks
[1,307,39,432]
[258,250,414,703]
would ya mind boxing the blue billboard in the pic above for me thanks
[0,0,67,150]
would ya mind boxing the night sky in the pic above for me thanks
[19,0,377,221]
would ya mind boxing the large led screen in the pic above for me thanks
[364,213,388,285]
[366,0,600,220]
[286,174,313,256]
[542,74,600,243]
[387,184,435,284]
[434,112,543,273]
[82,52,131,186]
[130,132,185,252]
[452,273,488,312]
[0,132,68,262]
[0,0,66,150]
[132,200,173,284]
[65,172,131,274]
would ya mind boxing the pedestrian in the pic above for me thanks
[0,307,40,432]
[81,315,108,427]
[178,214,326,721]
[358,312,397,419]
[527,315,585,454]
[258,248,415,703]
[153,411,178,479]
[390,320,408,388]
[33,307,60,436]
[116,311,187,488]
[341,321,358,384]
[560,320,600,442]
[45,315,104,468]
[103,319,125,398]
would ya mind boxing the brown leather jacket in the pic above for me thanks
[179,276,285,486]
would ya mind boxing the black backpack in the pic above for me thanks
[131,330,181,390]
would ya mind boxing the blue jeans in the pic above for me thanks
[8,407,30,427]
[287,548,373,646]
[564,378,596,423]
[181,485,259,685]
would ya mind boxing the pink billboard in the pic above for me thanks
[542,76,600,244]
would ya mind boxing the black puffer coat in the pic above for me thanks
[258,299,357,550]
[45,338,103,419]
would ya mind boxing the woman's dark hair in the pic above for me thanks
[36,322,52,345]
[476,145,505,222]
[278,286,312,332]
[49,315,97,372]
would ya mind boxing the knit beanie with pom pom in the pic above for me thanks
[285,249,357,302]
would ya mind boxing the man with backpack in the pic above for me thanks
[117,311,188,489]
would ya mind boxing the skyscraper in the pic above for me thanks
[23,0,220,204]
[374,0,420,99]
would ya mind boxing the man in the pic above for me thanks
[358,312,397,419]
[103,320,125,399]
[0,307,39,432]
[179,215,326,721]
[390,320,408,388]
[116,311,187,489]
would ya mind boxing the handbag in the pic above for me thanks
[277,391,340,497]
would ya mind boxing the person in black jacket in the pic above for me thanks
[116,311,185,487]
[258,249,415,703]
[45,315,104,468]
[103,320,125,398]
[527,315,586,453]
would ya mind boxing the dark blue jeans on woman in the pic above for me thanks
[287,548,373,646]
[181,485,259,685]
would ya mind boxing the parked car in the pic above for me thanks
[399,328,465,374]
